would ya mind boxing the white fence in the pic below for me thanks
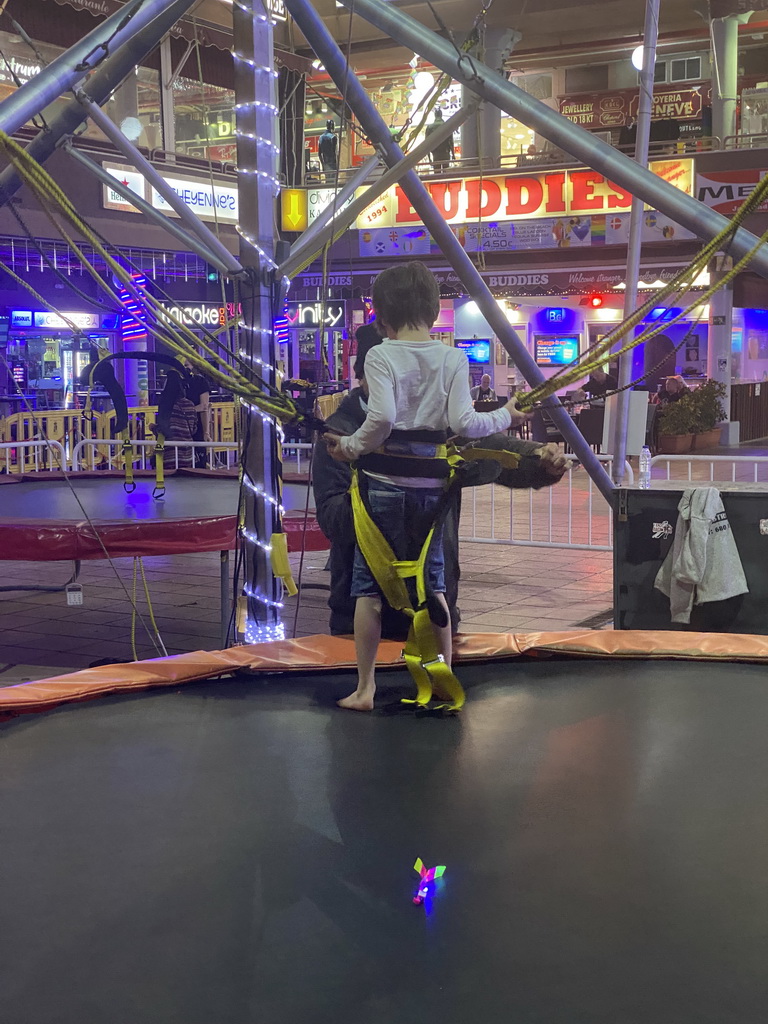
[0,439,67,474]
[650,454,768,486]
[459,455,632,551]
[0,439,316,475]
[71,439,241,472]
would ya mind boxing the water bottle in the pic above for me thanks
[638,445,652,489]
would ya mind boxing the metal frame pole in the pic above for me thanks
[612,0,660,483]
[234,0,284,643]
[63,145,232,272]
[0,0,184,137]
[337,0,768,279]
[0,0,198,206]
[278,101,478,279]
[284,0,615,502]
[76,94,243,276]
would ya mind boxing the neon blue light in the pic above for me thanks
[544,308,567,323]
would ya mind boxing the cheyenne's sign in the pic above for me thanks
[559,85,710,129]
[353,160,692,229]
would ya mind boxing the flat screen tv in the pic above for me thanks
[456,339,491,364]
[534,334,580,367]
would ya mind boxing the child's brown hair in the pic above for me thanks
[372,262,440,335]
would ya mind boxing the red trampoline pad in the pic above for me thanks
[0,475,327,560]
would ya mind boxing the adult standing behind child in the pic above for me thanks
[183,360,211,467]
[324,262,528,711]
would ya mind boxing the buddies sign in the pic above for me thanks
[352,160,692,229]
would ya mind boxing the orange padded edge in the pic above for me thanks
[2,629,768,718]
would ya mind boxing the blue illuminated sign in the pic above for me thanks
[534,334,580,367]
[456,339,491,364]
[544,308,566,324]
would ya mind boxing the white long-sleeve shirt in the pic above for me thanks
[338,339,512,464]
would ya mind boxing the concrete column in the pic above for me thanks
[711,12,752,144]
[159,37,176,156]
[460,28,519,168]
[707,256,738,442]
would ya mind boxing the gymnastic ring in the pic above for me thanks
[152,486,166,501]
[123,481,137,494]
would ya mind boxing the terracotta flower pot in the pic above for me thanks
[657,433,694,454]
[692,428,722,450]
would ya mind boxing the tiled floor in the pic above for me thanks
[0,518,614,682]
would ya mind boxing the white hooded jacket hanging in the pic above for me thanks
[654,487,749,624]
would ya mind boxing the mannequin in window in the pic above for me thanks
[318,119,338,181]
[425,108,454,172]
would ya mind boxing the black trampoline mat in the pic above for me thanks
[0,476,311,521]
[2,658,768,1024]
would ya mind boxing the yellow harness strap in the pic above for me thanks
[350,469,465,711]
[121,428,136,493]
[153,431,165,498]
[271,532,298,597]
[460,447,523,471]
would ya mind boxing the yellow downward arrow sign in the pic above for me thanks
[281,189,308,231]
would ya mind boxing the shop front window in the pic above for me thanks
[740,88,768,143]
[172,77,236,162]
[0,28,161,148]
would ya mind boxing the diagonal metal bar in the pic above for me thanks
[63,144,232,273]
[284,0,615,502]
[0,0,184,137]
[76,93,243,277]
[0,0,199,207]
[278,101,479,279]
[279,154,380,278]
[338,0,768,279]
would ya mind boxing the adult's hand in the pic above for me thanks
[534,443,569,479]
[504,396,532,428]
[324,432,355,463]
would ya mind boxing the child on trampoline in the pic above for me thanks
[324,263,527,711]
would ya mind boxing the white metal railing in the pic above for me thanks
[0,439,67,474]
[460,455,632,551]
[281,442,314,476]
[69,439,315,474]
[650,454,768,486]
[70,439,240,472]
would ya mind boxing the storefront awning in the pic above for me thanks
[46,0,310,70]
[292,264,702,298]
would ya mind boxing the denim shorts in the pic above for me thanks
[351,478,446,599]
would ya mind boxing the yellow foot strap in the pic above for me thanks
[350,469,466,711]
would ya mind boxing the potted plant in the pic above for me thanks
[657,397,695,453]
[689,378,727,450]
[657,379,726,454]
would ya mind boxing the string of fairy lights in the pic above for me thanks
[232,0,289,643]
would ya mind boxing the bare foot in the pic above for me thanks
[337,691,375,712]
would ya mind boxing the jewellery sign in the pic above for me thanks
[559,85,711,129]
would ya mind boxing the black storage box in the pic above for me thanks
[614,485,768,634]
